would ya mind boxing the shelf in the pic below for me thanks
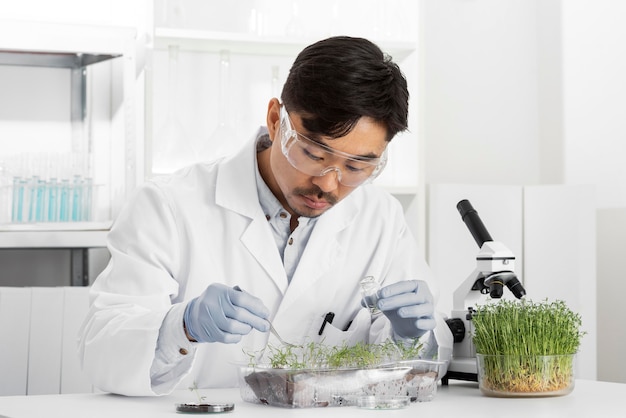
[153,28,417,60]
[0,222,111,248]
[0,20,135,68]
[0,50,120,69]
[0,20,135,55]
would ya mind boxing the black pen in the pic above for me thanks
[318,312,335,335]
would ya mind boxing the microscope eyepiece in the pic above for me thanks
[457,199,493,247]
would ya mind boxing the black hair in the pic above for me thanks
[280,36,409,142]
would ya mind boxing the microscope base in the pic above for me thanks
[442,357,478,385]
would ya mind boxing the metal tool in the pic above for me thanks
[269,323,295,348]
[442,199,526,384]
[233,285,295,347]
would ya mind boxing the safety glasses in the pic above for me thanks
[278,106,387,187]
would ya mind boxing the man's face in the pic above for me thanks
[264,102,388,220]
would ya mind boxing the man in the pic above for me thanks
[78,36,452,396]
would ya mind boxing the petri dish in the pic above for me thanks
[356,395,410,410]
[175,403,235,413]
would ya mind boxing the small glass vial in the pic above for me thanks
[360,276,381,314]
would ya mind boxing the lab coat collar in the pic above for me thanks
[215,130,262,219]
[215,130,289,292]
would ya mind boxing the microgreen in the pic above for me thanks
[472,299,584,356]
[472,299,585,394]
[246,338,424,370]
[188,381,206,403]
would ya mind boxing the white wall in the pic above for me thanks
[421,0,541,186]
[421,0,626,383]
[562,1,626,208]
[561,0,626,383]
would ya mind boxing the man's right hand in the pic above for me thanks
[183,284,270,343]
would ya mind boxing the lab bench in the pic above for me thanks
[0,380,623,418]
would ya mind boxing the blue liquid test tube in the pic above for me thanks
[83,177,93,221]
[72,174,82,222]
[59,179,69,222]
[48,178,59,222]
[27,176,39,223]
[12,176,24,223]
[36,178,46,222]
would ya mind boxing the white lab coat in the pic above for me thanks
[78,135,452,396]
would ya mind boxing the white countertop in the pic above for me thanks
[0,380,623,417]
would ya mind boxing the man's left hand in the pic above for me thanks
[377,280,436,339]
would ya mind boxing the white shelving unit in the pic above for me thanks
[0,21,138,250]
[154,27,418,59]
[0,20,139,285]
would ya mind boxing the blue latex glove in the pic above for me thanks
[184,283,270,343]
[377,280,436,339]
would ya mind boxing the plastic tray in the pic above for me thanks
[237,359,443,408]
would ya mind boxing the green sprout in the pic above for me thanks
[188,381,206,403]
[245,338,425,370]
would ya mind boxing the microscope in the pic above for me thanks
[442,199,526,384]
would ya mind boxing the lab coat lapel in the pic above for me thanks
[215,137,289,293]
[279,195,359,311]
[240,218,288,293]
